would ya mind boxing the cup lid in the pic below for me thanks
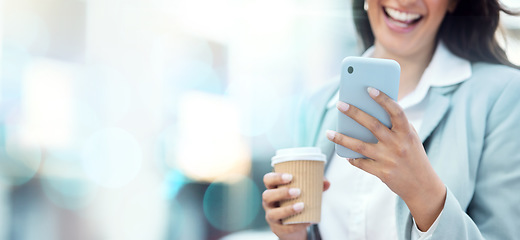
[271,147,327,166]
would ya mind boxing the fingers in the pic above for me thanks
[262,187,301,208]
[347,157,379,177]
[263,172,293,189]
[326,130,380,160]
[323,177,331,191]
[262,173,328,227]
[265,202,305,224]
[336,101,391,141]
[367,87,408,130]
[262,172,302,221]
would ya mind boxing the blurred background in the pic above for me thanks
[0,0,518,239]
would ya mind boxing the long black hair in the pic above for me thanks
[352,0,520,69]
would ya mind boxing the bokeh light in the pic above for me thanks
[243,0,297,36]
[167,0,241,42]
[203,175,261,232]
[72,101,103,137]
[226,78,283,137]
[1,41,32,98]
[40,150,97,210]
[21,58,75,148]
[41,176,97,210]
[164,169,187,200]
[265,94,302,149]
[2,9,50,56]
[167,199,184,240]
[78,66,134,124]
[99,174,168,240]
[155,124,179,169]
[164,36,214,67]
[176,91,251,182]
[165,59,224,95]
[152,36,219,118]
[81,128,143,188]
[0,123,41,186]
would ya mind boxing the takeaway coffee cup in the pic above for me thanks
[271,147,327,224]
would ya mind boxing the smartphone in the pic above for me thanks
[336,57,400,158]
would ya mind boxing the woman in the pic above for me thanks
[262,0,520,239]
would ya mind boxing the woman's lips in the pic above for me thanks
[383,7,423,33]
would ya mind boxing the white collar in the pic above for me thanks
[399,42,471,109]
[327,42,472,109]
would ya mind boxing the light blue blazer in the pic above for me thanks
[299,62,520,239]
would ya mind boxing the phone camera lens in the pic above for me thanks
[348,66,354,74]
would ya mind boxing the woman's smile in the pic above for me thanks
[367,0,453,58]
[383,7,423,33]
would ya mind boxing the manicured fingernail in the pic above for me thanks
[293,202,304,212]
[336,101,350,112]
[289,188,301,197]
[282,174,293,183]
[367,87,380,97]
[326,130,336,141]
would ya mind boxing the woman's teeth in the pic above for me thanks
[384,7,422,23]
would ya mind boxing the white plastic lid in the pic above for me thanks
[271,147,327,166]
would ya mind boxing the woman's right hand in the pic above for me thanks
[262,172,330,240]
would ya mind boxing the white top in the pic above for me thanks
[320,42,472,240]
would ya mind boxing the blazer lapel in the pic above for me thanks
[418,86,456,143]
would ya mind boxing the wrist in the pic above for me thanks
[404,175,446,231]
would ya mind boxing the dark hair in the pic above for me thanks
[352,0,520,69]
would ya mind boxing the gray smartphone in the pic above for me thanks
[336,57,400,158]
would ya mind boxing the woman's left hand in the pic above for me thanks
[326,87,446,231]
